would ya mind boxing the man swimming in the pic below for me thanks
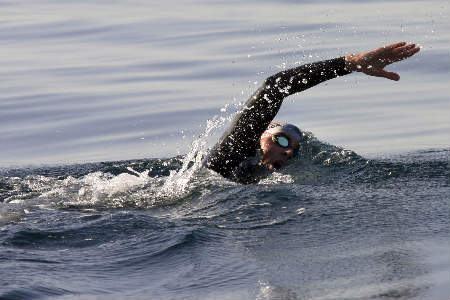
[204,42,420,183]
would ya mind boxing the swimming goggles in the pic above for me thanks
[271,134,299,156]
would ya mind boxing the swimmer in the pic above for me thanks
[204,42,420,183]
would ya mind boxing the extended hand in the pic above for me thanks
[345,42,420,81]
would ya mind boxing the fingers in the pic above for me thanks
[371,42,421,67]
[385,41,407,50]
[366,69,400,81]
[355,41,420,81]
[392,43,415,55]
[380,42,418,56]
[400,45,420,59]
[374,42,407,55]
[392,43,421,60]
[381,70,400,81]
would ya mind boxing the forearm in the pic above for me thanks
[224,56,352,145]
[266,56,351,98]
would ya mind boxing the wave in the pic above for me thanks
[1,144,448,214]
[1,143,448,300]
[1,107,448,229]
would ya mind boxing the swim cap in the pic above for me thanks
[261,122,302,143]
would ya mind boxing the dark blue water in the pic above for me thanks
[1,140,448,299]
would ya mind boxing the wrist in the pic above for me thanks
[345,54,362,72]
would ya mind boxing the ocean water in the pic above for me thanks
[1,0,449,299]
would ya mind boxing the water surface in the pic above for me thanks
[1,0,448,165]
[1,1,449,299]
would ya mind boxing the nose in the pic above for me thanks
[284,148,294,159]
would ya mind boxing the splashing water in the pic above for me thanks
[0,97,251,214]
[0,126,367,214]
[60,168,152,208]
[157,112,236,199]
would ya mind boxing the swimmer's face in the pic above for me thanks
[260,133,299,170]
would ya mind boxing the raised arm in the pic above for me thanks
[205,42,420,180]
[205,57,350,178]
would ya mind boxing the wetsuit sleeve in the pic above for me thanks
[205,56,351,179]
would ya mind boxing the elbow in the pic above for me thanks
[263,74,280,90]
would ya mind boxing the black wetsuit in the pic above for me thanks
[204,57,351,183]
